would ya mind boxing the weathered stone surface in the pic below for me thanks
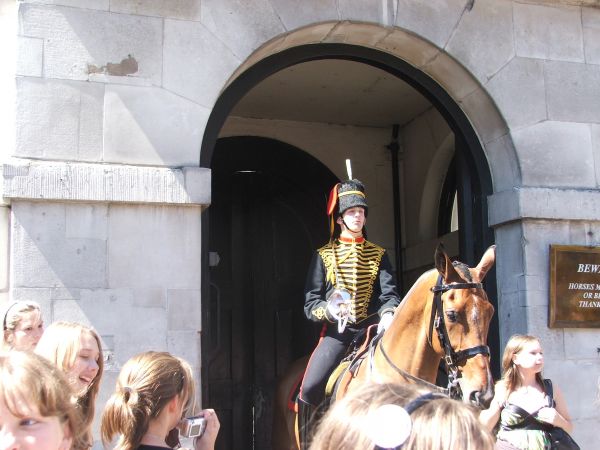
[2,160,212,206]
[513,121,595,187]
[376,28,439,69]
[514,2,584,62]
[11,202,107,288]
[446,0,514,82]
[0,207,8,292]
[15,77,104,161]
[339,0,394,25]
[459,86,509,144]
[167,330,200,367]
[593,124,600,186]
[103,84,210,167]
[421,50,479,102]
[19,4,162,83]
[486,57,547,130]
[22,0,109,10]
[583,7,600,64]
[163,19,240,108]
[132,287,166,308]
[269,0,338,30]
[485,133,521,192]
[545,60,600,123]
[395,0,468,49]
[110,0,201,21]
[107,205,202,290]
[527,305,565,359]
[489,187,600,226]
[324,21,390,47]
[201,0,285,60]
[16,36,43,77]
[167,289,201,330]
[65,204,108,240]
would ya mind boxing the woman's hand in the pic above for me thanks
[537,406,560,425]
[194,409,220,450]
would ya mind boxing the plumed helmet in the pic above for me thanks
[337,179,368,216]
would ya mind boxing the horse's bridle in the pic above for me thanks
[377,274,490,399]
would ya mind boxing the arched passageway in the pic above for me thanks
[201,40,499,450]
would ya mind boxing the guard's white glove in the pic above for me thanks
[377,311,394,334]
[327,291,351,320]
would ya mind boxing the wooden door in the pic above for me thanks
[203,137,337,450]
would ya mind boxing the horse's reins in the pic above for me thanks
[376,274,490,398]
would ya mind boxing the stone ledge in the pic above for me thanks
[2,160,211,207]
[489,187,600,226]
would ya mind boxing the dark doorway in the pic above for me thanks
[202,136,338,450]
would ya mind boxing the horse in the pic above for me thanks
[272,244,496,450]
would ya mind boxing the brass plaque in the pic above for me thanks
[549,245,600,328]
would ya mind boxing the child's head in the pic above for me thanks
[1,301,44,351]
[310,382,494,450]
[35,321,104,446]
[101,351,196,450]
[0,351,84,450]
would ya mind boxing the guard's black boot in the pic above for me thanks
[297,397,316,450]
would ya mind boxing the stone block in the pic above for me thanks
[513,121,595,187]
[10,287,53,323]
[496,294,527,347]
[112,305,167,361]
[11,202,107,288]
[459,87,509,144]
[167,289,201,330]
[484,133,521,192]
[545,60,600,123]
[110,0,201,21]
[52,299,91,325]
[593,124,600,186]
[522,220,570,277]
[201,0,285,60]
[133,287,166,308]
[16,36,42,77]
[269,0,337,30]
[446,0,514,82]
[103,85,210,167]
[323,21,390,47]
[65,204,108,240]
[15,77,104,161]
[584,27,600,64]
[565,328,600,359]
[168,330,200,367]
[421,51,479,102]
[0,206,8,291]
[78,288,135,334]
[339,0,393,25]
[514,2,584,63]
[22,0,109,10]
[493,222,524,294]
[163,19,240,108]
[19,4,162,83]
[107,205,202,290]
[526,305,565,359]
[183,167,211,205]
[395,0,468,49]
[486,57,546,131]
[376,28,439,69]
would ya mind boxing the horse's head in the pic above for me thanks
[432,244,496,408]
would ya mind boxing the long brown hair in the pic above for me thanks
[500,334,545,395]
[101,351,196,450]
[0,351,86,450]
[35,321,104,448]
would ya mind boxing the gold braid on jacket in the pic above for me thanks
[316,239,385,323]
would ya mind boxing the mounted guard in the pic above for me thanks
[297,173,401,449]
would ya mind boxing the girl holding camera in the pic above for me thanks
[101,351,219,450]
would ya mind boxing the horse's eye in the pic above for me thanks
[446,310,458,322]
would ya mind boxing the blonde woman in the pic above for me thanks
[0,351,85,450]
[1,301,44,351]
[309,382,494,450]
[101,351,220,450]
[35,321,104,449]
[480,334,573,449]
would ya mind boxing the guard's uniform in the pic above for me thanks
[300,236,400,405]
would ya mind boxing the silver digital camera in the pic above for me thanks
[178,415,207,438]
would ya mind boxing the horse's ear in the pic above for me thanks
[474,245,496,281]
[434,243,461,282]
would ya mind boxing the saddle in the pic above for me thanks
[325,324,379,401]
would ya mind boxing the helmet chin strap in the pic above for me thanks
[340,217,363,237]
